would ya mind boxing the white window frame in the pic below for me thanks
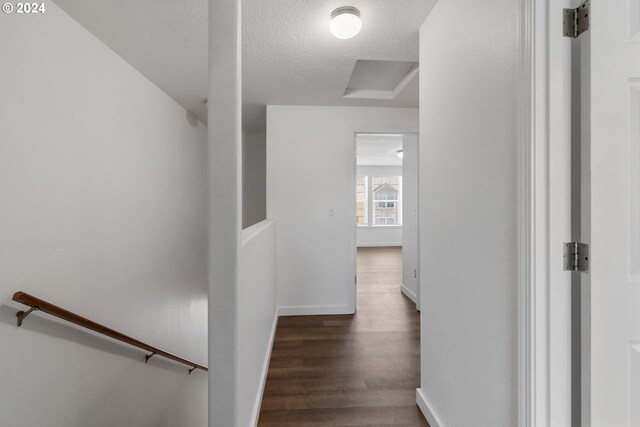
[356,175,369,227]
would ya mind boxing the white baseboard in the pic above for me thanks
[416,388,444,427]
[249,312,279,427]
[357,242,402,247]
[401,284,417,305]
[278,305,353,316]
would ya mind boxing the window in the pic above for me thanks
[372,177,401,225]
[375,193,397,208]
[356,175,402,226]
[375,217,396,225]
[356,175,368,225]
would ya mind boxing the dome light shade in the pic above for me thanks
[330,7,362,40]
[396,149,404,159]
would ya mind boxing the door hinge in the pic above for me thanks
[355,275,357,284]
[563,242,590,272]
[563,0,590,39]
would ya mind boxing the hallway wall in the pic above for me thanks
[267,105,418,314]
[238,220,278,427]
[417,0,519,425]
[401,135,420,307]
[0,4,208,426]
[243,131,267,229]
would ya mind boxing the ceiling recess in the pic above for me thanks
[344,60,419,100]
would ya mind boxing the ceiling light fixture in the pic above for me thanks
[396,149,404,159]
[330,6,362,40]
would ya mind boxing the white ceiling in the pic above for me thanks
[347,60,418,91]
[53,0,436,130]
[356,134,404,166]
[54,0,209,124]
[243,0,437,130]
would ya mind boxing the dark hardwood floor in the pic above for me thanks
[258,246,428,426]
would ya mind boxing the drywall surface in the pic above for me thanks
[357,227,402,247]
[238,220,278,427]
[267,106,418,314]
[243,131,267,229]
[208,0,241,424]
[0,4,208,426]
[417,0,519,425]
[401,135,419,307]
[357,166,403,247]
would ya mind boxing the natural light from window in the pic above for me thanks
[356,175,402,226]
[356,175,368,225]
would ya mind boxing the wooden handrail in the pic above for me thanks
[12,291,207,374]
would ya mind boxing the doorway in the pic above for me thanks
[352,133,419,311]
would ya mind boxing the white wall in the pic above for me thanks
[357,165,403,247]
[0,4,208,427]
[401,135,419,307]
[238,220,278,427]
[417,0,519,426]
[357,227,402,247]
[208,0,241,424]
[267,106,418,314]
[243,131,267,229]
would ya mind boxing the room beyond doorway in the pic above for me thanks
[353,132,420,311]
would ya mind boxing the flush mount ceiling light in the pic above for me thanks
[330,6,362,40]
[396,149,404,159]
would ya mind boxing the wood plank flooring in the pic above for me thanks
[258,247,428,426]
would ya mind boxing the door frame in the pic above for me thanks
[520,0,574,425]
[348,127,419,313]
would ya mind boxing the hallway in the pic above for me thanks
[258,247,427,426]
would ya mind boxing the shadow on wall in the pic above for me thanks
[186,111,200,128]
[0,303,194,376]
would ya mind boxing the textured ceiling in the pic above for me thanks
[53,0,436,130]
[357,134,404,166]
[243,0,437,130]
[348,60,418,91]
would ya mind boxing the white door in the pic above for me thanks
[591,1,640,424]
[402,135,419,309]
